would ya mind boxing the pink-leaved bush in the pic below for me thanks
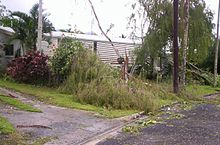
[7,50,49,84]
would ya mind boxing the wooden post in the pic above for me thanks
[125,52,129,83]
[173,0,179,93]
[37,0,43,51]
[93,41,97,55]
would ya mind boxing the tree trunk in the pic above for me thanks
[214,0,220,87]
[182,0,189,87]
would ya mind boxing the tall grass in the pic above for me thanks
[59,49,176,113]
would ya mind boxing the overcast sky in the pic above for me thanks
[1,0,218,37]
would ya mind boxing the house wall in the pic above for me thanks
[96,41,137,67]
[0,32,9,44]
[48,37,139,67]
[0,32,22,71]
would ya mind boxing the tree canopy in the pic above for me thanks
[132,0,214,79]
[0,0,9,22]
[1,3,55,50]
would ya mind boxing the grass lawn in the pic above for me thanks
[185,84,220,97]
[0,95,42,113]
[1,79,217,118]
[0,116,15,134]
[0,115,25,145]
[0,79,138,118]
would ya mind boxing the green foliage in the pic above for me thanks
[75,78,159,112]
[0,0,8,19]
[0,79,137,118]
[0,95,41,112]
[122,125,141,134]
[185,84,220,98]
[0,3,54,49]
[49,38,84,85]
[59,48,118,93]
[133,0,214,79]
[187,0,214,63]
[0,115,25,144]
[200,43,220,74]
[0,116,15,134]
[137,119,161,127]
[60,49,178,113]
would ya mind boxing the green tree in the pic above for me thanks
[1,3,55,51]
[188,0,214,63]
[50,38,84,85]
[132,0,214,79]
[0,0,9,23]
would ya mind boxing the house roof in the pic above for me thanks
[0,26,15,35]
[45,31,142,45]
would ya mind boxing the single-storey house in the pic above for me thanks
[45,31,141,67]
[0,26,141,70]
[0,26,23,71]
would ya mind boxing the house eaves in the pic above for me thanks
[45,31,142,45]
[0,26,15,36]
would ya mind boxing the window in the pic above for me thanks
[4,44,14,56]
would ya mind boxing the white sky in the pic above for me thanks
[1,0,218,37]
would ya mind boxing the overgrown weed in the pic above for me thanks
[60,49,179,113]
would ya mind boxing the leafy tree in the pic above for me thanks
[0,0,5,18]
[0,0,9,23]
[1,3,55,51]
[132,0,214,79]
[188,0,214,63]
[49,38,84,85]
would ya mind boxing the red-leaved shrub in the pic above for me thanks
[7,50,49,84]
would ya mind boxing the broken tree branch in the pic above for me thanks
[87,0,120,58]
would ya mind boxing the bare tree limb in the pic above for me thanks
[87,0,120,58]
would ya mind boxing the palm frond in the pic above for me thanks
[30,3,39,19]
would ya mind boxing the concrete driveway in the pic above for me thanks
[0,88,126,145]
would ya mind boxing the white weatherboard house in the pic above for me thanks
[0,27,141,70]
[45,31,141,67]
[0,26,22,70]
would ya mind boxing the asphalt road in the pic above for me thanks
[98,104,220,145]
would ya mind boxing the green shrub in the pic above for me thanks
[49,38,84,85]
[59,48,118,94]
